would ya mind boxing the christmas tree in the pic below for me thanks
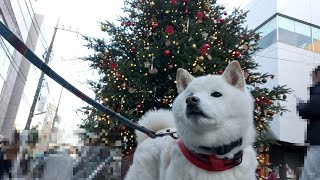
[80,0,290,178]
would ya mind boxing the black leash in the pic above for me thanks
[0,22,178,140]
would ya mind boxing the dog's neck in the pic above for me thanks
[178,139,244,171]
[198,138,243,156]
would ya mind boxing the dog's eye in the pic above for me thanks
[211,92,222,97]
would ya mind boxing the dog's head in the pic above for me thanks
[172,61,255,155]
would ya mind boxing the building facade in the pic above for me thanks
[245,0,320,144]
[0,0,57,141]
[244,0,320,179]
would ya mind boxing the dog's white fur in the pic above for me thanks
[125,61,258,180]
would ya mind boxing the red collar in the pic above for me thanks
[177,140,243,171]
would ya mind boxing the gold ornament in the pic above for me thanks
[101,25,107,31]
[128,87,136,93]
[137,3,143,9]
[207,54,212,60]
[208,35,217,42]
[198,56,204,62]
[204,3,210,10]
[192,65,204,73]
[202,32,209,38]
[97,52,104,58]
[149,68,158,74]
[191,44,197,49]
[150,1,155,6]
[165,39,171,46]
[104,49,109,55]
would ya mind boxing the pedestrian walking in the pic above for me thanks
[298,66,320,180]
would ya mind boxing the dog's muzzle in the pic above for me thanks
[186,96,207,117]
[186,96,200,108]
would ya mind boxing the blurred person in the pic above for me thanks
[298,66,320,180]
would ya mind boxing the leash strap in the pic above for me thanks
[0,21,177,139]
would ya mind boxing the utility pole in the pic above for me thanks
[25,18,59,130]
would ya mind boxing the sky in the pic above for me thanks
[34,0,250,144]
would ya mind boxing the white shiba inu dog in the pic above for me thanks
[125,61,257,180]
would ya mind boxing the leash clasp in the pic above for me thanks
[155,129,179,139]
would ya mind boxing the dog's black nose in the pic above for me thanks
[186,96,200,108]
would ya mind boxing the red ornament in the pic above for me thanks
[130,46,136,52]
[203,43,210,48]
[119,125,127,133]
[166,25,174,35]
[219,70,224,75]
[136,104,142,110]
[200,44,210,55]
[116,72,121,78]
[185,8,189,14]
[109,62,118,70]
[233,51,241,58]
[183,0,188,3]
[218,18,225,23]
[164,50,171,56]
[124,21,131,26]
[264,98,271,105]
[197,12,204,19]
[170,0,177,5]
[153,22,158,28]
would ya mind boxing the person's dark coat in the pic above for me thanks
[298,83,320,145]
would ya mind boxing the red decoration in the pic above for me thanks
[185,8,189,14]
[124,21,135,26]
[130,46,136,52]
[233,51,241,58]
[119,125,127,133]
[136,104,142,110]
[219,70,224,75]
[264,98,271,105]
[197,12,204,19]
[110,62,118,70]
[164,50,171,56]
[166,25,174,35]
[153,22,158,28]
[200,44,210,55]
[183,0,188,3]
[116,72,121,78]
[170,0,177,5]
[218,18,225,23]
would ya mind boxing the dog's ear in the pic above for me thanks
[222,61,245,90]
[176,68,194,94]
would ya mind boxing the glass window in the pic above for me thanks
[278,16,312,50]
[312,27,320,53]
[278,16,294,32]
[256,17,277,49]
